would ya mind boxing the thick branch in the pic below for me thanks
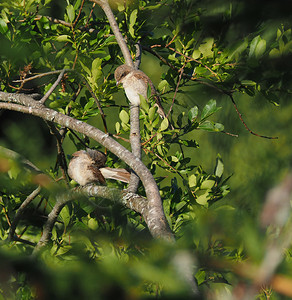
[32,185,149,256]
[0,93,173,241]
[127,105,141,193]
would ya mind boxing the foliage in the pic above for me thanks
[0,0,292,299]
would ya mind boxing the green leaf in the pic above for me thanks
[215,156,224,178]
[201,99,221,120]
[129,9,138,38]
[228,39,248,61]
[56,35,72,42]
[171,156,179,162]
[139,95,149,113]
[249,35,261,57]
[241,80,256,86]
[196,190,210,205]
[199,121,224,132]
[201,179,215,189]
[188,106,198,121]
[91,58,102,82]
[102,35,116,46]
[59,206,71,226]
[160,118,169,131]
[192,49,201,59]
[188,174,197,187]
[255,39,266,57]
[157,144,164,156]
[157,80,169,92]
[79,60,91,76]
[199,37,214,58]
[0,19,8,35]
[115,122,120,134]
[148,106,157,121]
[250,35,266,58]
[119,110,129,124]
[84,98,95,111]
[269,48,281,58]
[88,218,98,230]
[66,4,75,23]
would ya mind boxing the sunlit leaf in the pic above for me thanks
[129,9,137,38]
[188,106,198,121]
[115,122,120,134]
[56,35,72,42]
[66,4,75,23]
[196,190,210,205]
[201,99,221,120]
[119,110,129,124]
[201,179,215,189]
[188,174,197,187]
[199,37,214,58]
[160,118,169,131]
[0,19,8,34]
[215,156,224,178]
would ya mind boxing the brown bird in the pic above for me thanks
[68,149,130,186]
[114,64,166,118]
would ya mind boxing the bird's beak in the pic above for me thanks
[116,81,120,86]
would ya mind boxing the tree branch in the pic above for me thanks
[32,191,72,257]
[134,41,142,69]
[8,186,42,241]
[229,94,278,140]
[0,93,174,241]
[40,69,66,104]
[91,0,142,192]
[126,106,141,193]
[90,0,134,68]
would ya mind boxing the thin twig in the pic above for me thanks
[11,236,36,246]
[144,147,182,178]
[35,15,71,27]
[166,62,185,119]
[134,41,142,70]
[229,94,278,140]
[67,128,89,147]
[221,130,239,137]
[45,121,69,184]
[112,134,130,143]
[73,0,86,27]
[13,69,72,84]
[12,69,109,134]
[86,3,96,28]
[83,79,108,134]
[40,69,66,104]
[143,46,278,140]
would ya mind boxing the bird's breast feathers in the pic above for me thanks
[121,72,148,106]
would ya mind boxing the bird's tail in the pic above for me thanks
[100,167,131,183]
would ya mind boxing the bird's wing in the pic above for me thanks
[88,165,106,185]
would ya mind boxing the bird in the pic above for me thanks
[67,149,131,186]
[114,64,166,118]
